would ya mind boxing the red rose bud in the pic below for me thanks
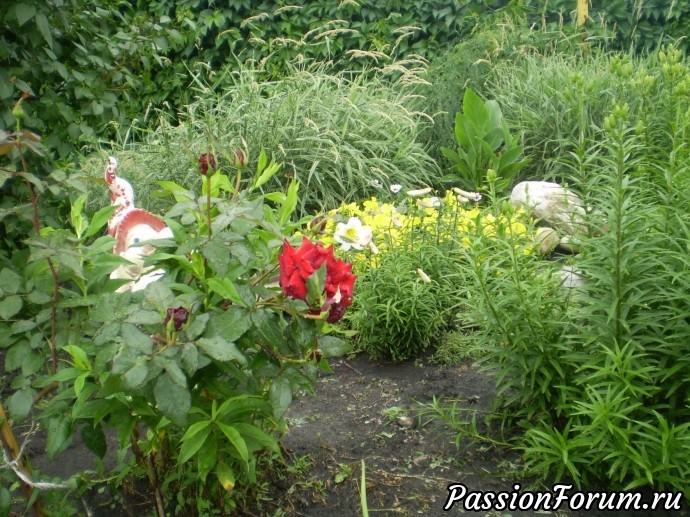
[165,306,188,331]
[199,153,218,176]
[231,149,247,169]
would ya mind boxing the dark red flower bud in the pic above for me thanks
[199,153,218,176]
[165,306,188,331]
[231,149,247,169]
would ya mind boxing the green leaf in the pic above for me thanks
[185,313,209,341]
[0,268,21,294]
[62,344,91,370]
[180,344,199,376]
[216,422,249,463]
[46,414,73,459]
[207,277,244,305]
[178,423,212,463]
[15,4,36,26]
[202,239,230,277]
[253,158,282,190]
[269,377,292,419]
[0,295,23,320]
[35,12,53,49]
[216,461,236,491]
[122,360,149,389]
[152,355,187,387]
[7,388,33,422]
[84,205,116,239]
[233,422,279,453]
[143,282,174,310]
[70,193,87,237]
[279,180,299,225]
[120,323,154,354]
[318,335,352,358]
[81,422,107,459]
[206,306,251,342]
[5,340,30,371]
[197,336,247,364]
[154,373,190,427]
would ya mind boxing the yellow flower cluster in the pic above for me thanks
[307,191,534,272]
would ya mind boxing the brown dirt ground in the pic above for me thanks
[8,352,690,517]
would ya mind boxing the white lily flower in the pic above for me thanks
[390,184,402,194]
[452,187,482,202]
[418,196,441,209]
[334,216,373,251]
[416,268,432,283]
[407,187,432,197]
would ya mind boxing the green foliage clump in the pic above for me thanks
[0,110,352,514]
[81,62,439,217]
[457,60,690,494]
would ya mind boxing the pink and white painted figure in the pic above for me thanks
[104,157,174,292]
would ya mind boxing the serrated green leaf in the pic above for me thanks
[120,323,154,354]
[269,377,292,419]
[0,295,22,320]
[197,336,246,364]
[62,344,91,370]
[126,309,161,325]
[153,355,187,387]
[46,414,73,459]
[318,335,352,358]
[202,239,230,277]
[180,344,199,376]
[7,388,33,423]
[122,360,149,389]
[206,306,251,342]
[5,340,30,371]
[185,313,209,341]
[154,373,190,427]
[0,268,21,294]
[143,282,174,310]
[207,277,243,305]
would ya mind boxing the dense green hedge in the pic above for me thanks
[2,0,689,159]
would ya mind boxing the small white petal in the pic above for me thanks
[390,184,402,194]
[416,268,432,283]
[407,187,432,197]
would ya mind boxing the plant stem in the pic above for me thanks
[16,138,59,374]
[0,401,44,516]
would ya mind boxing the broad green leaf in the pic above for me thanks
[46,414,73,459]
[253,158,282,190]
[143,282,174,310]
[70,193,88,238]
[197,336,246,364]
[202,239,230,277]
[0,268,21,294]
[251,309,286,353]
[269,377,292,419]
[0,295,22,320]
[7,388,33,422]
[81,422,107,459]
[279,180,299,225]
[185,313,209,341]
[318,335,352,358]
[5,340,30,371]
[120,323,154,354]
[154,373,190,427]
[122,360,149,389]
[152,355,187,387]
[233,422,279,453]
[180,344,199,376]
[206,306,251,343]
[84,205,116,239]
[15,4,36,26]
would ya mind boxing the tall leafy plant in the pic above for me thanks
[440,89,529,193]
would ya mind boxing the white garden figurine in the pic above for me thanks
[105,157,174,292]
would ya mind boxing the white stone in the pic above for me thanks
[510,181,586,235]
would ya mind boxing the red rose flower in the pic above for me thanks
[279,237,356,323]
[199,153,218,176]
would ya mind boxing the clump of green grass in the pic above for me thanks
[80,59,439,217]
